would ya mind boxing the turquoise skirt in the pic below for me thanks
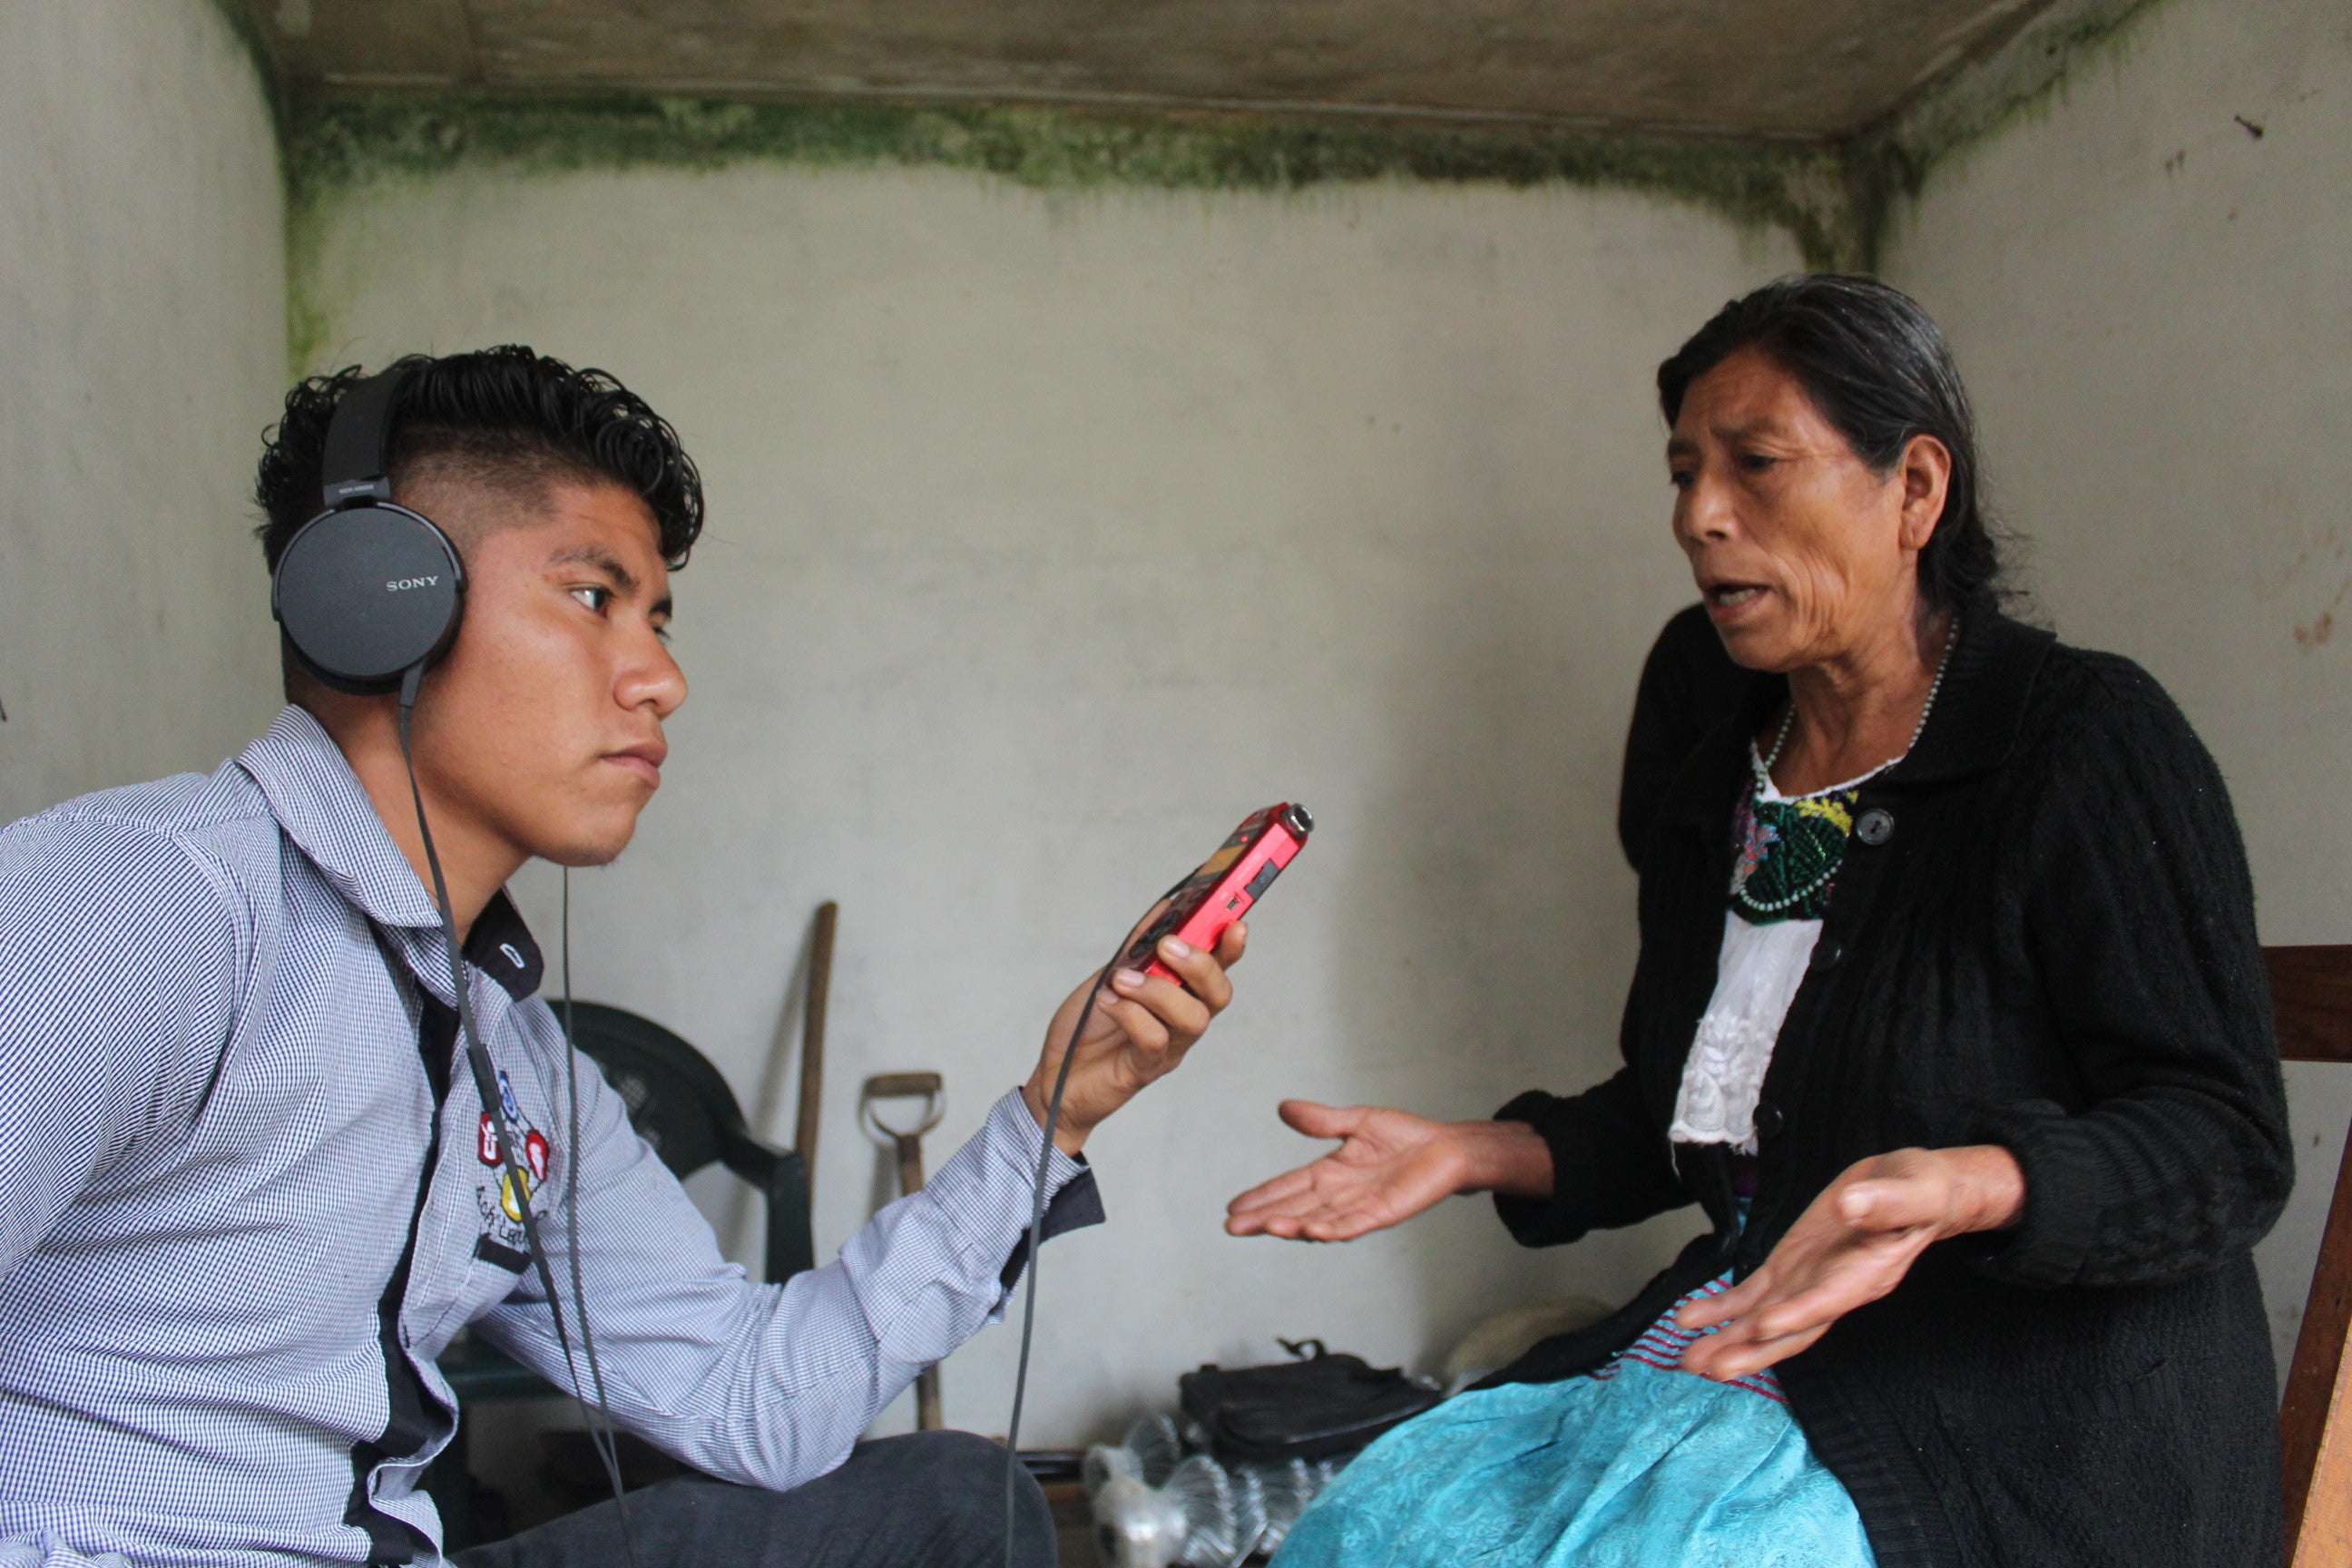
[1270,1276,1876,1567]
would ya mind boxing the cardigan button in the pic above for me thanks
[1753,1102,1787,1140]
[1855,808,1895,846]
[1814,939,1844,971]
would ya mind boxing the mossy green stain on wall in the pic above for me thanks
[283,94,1860,371]
[1843,0,2171,268]
[277,0,2169,368]
[289,95,1856,246]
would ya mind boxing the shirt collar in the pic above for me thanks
[467,890,545,1000]
[235,705,545,1000]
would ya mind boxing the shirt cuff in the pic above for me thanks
[970,1088,1105,1292]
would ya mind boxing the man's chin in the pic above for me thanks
[532,816,641,870]
[544,843,628,870]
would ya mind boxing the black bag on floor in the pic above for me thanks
[1178,1338,1443,1463]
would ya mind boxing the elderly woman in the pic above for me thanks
[1230,275,2292,1567]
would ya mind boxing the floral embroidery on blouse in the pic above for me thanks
[1729,784,1860,924]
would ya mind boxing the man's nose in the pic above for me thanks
[620,638,688,719]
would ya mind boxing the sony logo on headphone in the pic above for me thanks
[385,576,441,593]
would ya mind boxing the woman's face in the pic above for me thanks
[1667,347,1948,673]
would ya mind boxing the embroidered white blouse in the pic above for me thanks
[1668,760,1891,1154]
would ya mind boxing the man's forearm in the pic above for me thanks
[485,1089,1102,1494]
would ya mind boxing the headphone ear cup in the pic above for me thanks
[272,504,466,694]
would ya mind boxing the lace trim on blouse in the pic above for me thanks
[1669,913,1822,1152]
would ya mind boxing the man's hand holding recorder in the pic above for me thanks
[1028,920,1248,1156]
[1031,802,1308,1154]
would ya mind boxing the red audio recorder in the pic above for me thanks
[1121,803,1312,985]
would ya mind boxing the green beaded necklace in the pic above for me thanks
[1728,620,1957,925]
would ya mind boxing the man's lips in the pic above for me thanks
[602,743,666,787]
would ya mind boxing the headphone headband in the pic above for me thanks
[319,365,406,507]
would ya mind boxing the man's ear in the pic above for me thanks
[282,642,396,739]
[1897,433,1954,552]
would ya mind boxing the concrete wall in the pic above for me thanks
[0,1,288,824]
[1881,0,2352,1377]
[298,164,1800,1442]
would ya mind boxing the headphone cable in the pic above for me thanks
[396,669,640,1567]
[559,867,638,1540]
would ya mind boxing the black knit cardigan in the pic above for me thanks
[1485,607,2294,1568]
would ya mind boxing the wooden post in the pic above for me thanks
[2267,946,2352,1563]
[2286,1128,2352,1564]
[795,901,838,1189]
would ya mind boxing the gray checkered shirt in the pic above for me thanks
[0,707,1099,1568]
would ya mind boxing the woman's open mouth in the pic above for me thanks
[1704,583,1770,619]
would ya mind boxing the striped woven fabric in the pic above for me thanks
[1584,1274,1787,1404]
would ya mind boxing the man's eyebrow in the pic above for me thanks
[548,544,639,596]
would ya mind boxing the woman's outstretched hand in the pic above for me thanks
[1225,1103,1554,1241]
[1675,1145,2024,1380]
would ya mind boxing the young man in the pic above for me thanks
[0,348,1245,1568]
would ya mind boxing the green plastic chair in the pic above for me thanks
[428,1001,815,1541]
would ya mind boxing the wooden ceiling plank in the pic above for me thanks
[248,0,2065,142]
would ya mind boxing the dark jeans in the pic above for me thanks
[453,1432,1055,1568]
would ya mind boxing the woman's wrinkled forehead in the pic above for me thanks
[1666,350,1841,458]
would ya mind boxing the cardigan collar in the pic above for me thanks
[1886,609,2055,786]
[1656,607,2056,831]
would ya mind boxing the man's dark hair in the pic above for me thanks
[1656,274,2003,613]
[254,346,704,574]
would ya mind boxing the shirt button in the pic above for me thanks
[1753,1102,1787,1141]
[1855,808,1895,846]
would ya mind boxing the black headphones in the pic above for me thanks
[270,365,467,695]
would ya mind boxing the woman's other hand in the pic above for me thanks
[1024,916,1247,1157]
[1225,1104,1554,1241]
[1675,1144,2024,1379]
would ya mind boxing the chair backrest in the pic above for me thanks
[559,1000,815,1282]
[2267,946,2352,1567]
